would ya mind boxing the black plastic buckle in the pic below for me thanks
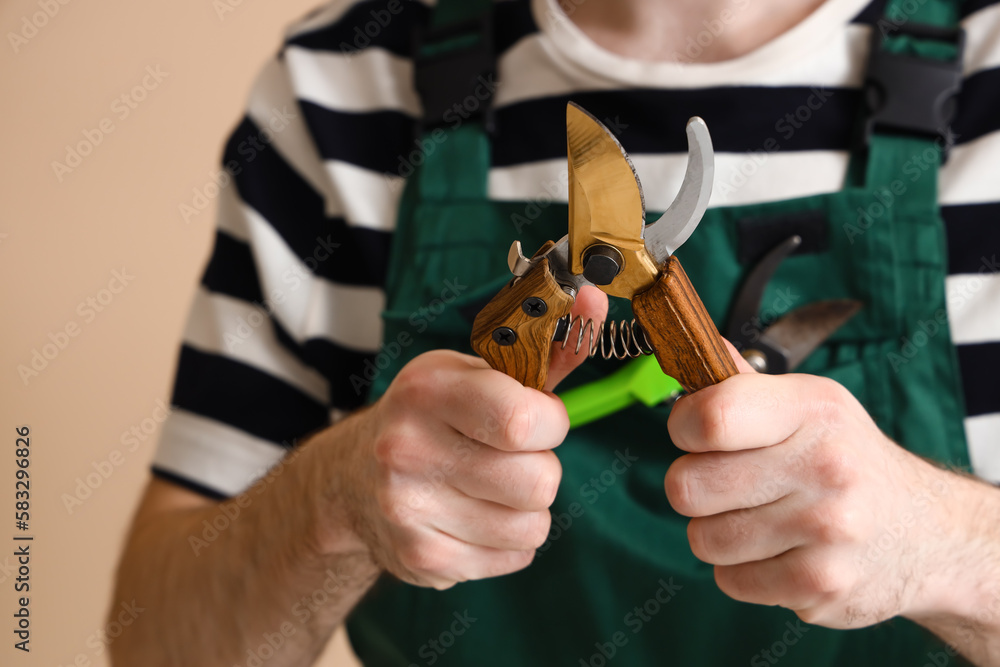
[863,21,965,159]
[413,12,496,136]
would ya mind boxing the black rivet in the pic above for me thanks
[492,327,517,346]
[521,297,547,317]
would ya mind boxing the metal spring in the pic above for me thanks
[555,315,654,360]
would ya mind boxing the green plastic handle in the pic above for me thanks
[558,354,683,429]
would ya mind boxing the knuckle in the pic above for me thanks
[665,459,697,516]
[526,454,562,509]
[512,548,536,571]
[485,549,535,578]
[524,511,552,549]
[698,390,736,449]
[686,518,713,562]
[688,514,749,564]
[500,394,535,450]
[792,554,852,597]
[400,538,454,576]
[794,607,826,626]
[714,564,755,601]
[373,425,416,472]
[375,485,412,528]
[389,362,426,400]
[809,501,860,545]
[502,511,552,551]
[391,355,453,408]
[809,377,852,423]
[812,446,858,491]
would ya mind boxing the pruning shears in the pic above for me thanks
[470,102,860,425]
[471,102,735,393]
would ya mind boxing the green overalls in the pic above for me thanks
[348,0,973,664]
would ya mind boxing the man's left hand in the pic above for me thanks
[665,346,960,629]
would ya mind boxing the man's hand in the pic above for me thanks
[664,345,977,630]
[327,286,608,590]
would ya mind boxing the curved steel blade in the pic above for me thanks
[566,102,647,276]
[644,117,715,263]
[760,299,863,370]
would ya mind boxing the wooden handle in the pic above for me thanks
[471,257,574,390]
[632,255,738,393]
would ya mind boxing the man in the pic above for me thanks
[110,0,1000,664]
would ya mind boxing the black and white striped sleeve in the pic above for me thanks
[151,1,420,497]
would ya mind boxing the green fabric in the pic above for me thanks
[423,0,491,32]
[349,0,971,664]
[883,0,956,27]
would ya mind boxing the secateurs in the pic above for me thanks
[471,102,736,393]
[557,235,862,428]
[471,102,862,422]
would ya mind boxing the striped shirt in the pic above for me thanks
[153,0,1000,497]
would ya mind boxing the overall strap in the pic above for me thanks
[411,0,495,202]
[858,0,964,213]
[854,0,970,461]
[378,0,496,332]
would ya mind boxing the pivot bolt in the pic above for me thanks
[582,244,624,285]
[492,327,517,346]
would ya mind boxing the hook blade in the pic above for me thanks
[644,117,715,263]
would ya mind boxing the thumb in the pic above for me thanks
[722,338,758,375]
[543,285,609,392]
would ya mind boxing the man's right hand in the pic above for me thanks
[328,286,608,589]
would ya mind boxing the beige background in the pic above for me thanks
[0,0,359,664]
